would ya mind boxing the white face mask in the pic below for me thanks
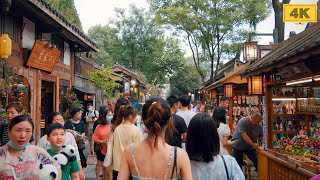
[88,107,93,111]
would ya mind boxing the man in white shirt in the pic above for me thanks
[176,95,196,127]
[85,103,99,144]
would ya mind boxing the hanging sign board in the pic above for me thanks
[26,40,61,72]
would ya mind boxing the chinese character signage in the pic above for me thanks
[27,40,61,72]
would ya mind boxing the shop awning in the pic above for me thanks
[73,86,95,94]
[206,63,249,90]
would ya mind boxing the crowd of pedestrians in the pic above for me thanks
[0,95,264,180]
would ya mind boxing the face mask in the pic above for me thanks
[106,116,113,122]
[88,107,93,111]
[7,140,30,150]
[74,117,81,121]
[50,145,63,151]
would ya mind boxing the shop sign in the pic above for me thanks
[124,82,130,97]
[26,40,60,72]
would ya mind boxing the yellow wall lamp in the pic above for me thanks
[0,34,12,59]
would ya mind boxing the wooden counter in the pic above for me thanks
[258,149,317,180]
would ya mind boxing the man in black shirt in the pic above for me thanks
[165,95,188,148]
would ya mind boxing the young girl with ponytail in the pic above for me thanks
[118,97,192,180]
[111,105,144,180]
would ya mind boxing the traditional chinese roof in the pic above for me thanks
[206,63,249,90]
[241,22,320,77]
[111,63,146,88]
[14,0,98,52]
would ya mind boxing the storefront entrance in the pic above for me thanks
[40,80,54,135]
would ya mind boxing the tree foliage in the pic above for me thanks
[46,0,82,30]
[86,68,120,101]
[149,0,270,82]
[170,63,202,96]
[88,5,187,88]
[272,0,291,43]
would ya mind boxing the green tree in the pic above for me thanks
[272,0,291,43]
[170,63,201,96]
[149,0,270,82]
[86,68,120,102]
[46,0,82,30]
[87,25,121,66]
[88,5,187,88]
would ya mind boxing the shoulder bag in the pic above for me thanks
[103,133,113,167]
[221,155,230,180]
[87,153,97,165]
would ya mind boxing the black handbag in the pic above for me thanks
[77,140,86,151]
[94,143,102,152]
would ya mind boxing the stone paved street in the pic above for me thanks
[83,140,101,180]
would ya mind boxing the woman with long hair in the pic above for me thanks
[118,97,192,180]
[92,107,113,180]
[111,105,144,180]
[186,113,244,180]
[212,106,237,155]
[111,97,130,125]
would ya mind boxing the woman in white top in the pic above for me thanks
[212,106,237,155]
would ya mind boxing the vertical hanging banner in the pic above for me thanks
[124,82,130,97]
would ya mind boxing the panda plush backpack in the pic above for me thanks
[39,164,58,180]
[53,145,77,167]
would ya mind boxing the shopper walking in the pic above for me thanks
[65,106,87,168]
[111,105,144,180]
[186,113,245,180]
[118,97,192,180]
[37,112,85,179]
[0,115,61,179]
[92,107,113,180]
[212,106,237,155]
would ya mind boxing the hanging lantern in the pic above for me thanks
[224,84,234,97]
[243,41,258,62]
[0,34,12,59]
[248,76,263,95]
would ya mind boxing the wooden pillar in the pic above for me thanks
[228,100,233,130]
[266,85,273,148]
[34,69,42,143]
[55,77,60,112]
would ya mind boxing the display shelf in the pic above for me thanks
[297,112,320,115]
[272,114,296,117]
[272,96,296,99]
[272,130,298,134]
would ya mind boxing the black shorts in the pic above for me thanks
[96,150,106,161]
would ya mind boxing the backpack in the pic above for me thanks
[85,110,98,123]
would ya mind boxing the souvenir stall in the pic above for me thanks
[241,23,320,179]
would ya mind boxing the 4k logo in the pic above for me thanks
[283,4,317,22]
